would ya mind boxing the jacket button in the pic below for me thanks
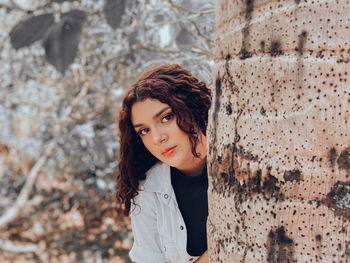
[180,225,184,230]
[164,194,169,199]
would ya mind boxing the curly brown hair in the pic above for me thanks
[115,64,211,216]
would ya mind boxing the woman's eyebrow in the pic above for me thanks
[133,106,171,128]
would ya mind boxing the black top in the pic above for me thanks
[170,164,208,257]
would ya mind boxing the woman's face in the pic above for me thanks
[131,98,207,176]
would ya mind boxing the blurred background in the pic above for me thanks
[0,0,214,262]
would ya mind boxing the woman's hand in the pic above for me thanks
[194,250,208,263]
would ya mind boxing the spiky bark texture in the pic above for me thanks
[208,1,349,262]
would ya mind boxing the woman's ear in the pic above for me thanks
[196,129,206,144]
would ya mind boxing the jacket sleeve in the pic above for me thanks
[129,191,167,263]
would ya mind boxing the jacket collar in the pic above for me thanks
[139,161,172,194]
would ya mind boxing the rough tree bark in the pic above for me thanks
[207,0,349,262]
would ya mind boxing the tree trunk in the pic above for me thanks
[207,0,349,262]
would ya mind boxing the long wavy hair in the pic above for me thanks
[115,64,211,216]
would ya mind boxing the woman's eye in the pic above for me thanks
[138,128,149,136]
[162,113,173,123]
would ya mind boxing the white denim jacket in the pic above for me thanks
[129,161,200,263]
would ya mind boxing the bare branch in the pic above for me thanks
[190,46,214,57]
[0,35,9,58]
[189,20,213,44]
[1,0,52,12]
[0,80,90,229]
[164,0,214,16]
[139,44,183,56]
[0,239,37,253]
[0,140,55,229]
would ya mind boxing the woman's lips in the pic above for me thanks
[162,146,176,157]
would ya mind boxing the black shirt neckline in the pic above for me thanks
[170,163,207,182]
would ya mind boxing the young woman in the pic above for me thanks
[116,64,211,263]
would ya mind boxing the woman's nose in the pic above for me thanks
[152,127,168,144]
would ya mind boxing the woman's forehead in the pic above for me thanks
[131,99,171,125]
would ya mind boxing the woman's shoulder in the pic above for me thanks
[146,161,168,176]
[132,162,170,213]
[138,161,171,193]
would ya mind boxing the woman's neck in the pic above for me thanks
[179,156,207,177]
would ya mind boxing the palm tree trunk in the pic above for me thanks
[208,0,350,262]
